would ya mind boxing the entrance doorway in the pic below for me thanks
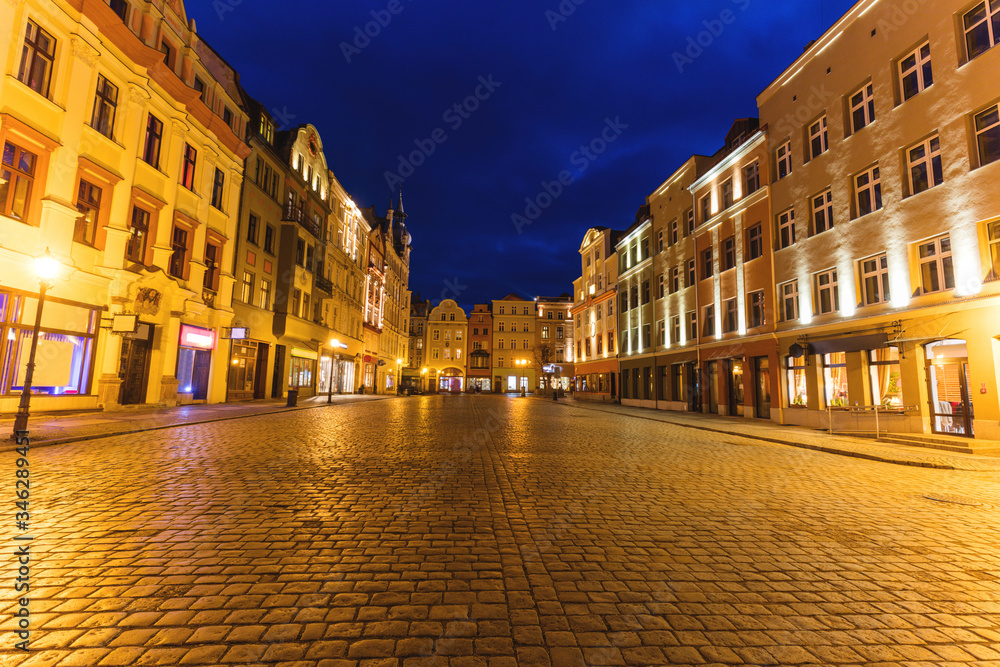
[729,360,745,417]
[706,361,719,414]
[926,340,973,437]
[118,323,153,405]
[754,356,771,419]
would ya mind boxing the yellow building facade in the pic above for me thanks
[426,299,467,392]
[0,0,249,415]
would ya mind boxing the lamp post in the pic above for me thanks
[515,358,529,396]
[396,359,403,394]
[12,249,61,440]
[421,367,427,392]
[327,339,349,403]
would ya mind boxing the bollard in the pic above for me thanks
[286,389,298,408]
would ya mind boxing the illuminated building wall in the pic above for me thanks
[572,227,622,401]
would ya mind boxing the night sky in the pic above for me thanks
[186,0,857,311]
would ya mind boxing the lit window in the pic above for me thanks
[899,42,933,100]
[258,278,271,310]
[777,209,796,249]
[860,254,891,306]
[823,353,849,407]
[18,21,55,97]
[974,105,1000,167]
[92,75,119,138]
[809,116,828,159]
[850,83,875,133]
[854,165,882,217]
[870,348,902,407]
[815,269,839,314]
[963,1,1000,61]
[74,180,102,246]
[776,141,792,179]
[812,190,834,234]
[907,136,943,195]
[779,280,799,321]
[0,142,37,221]
[918,236,954,294]
[786,356,808,406]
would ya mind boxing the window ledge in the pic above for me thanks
[4,75,66,114]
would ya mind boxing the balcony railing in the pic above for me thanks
[315,275,333,294]
[282,203,303,222]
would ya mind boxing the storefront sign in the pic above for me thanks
[226,327,250,340]
[111,313,139,334]
[179,325,216,350]
[291,347,318,360]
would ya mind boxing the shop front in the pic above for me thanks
[926,339,973,437]
[467,377,491,392]
[654,351,698,412]
[620,355,655,408]
[227,338,269,401]
[177,324,216,402]
[289,347,317,398]
[438,367,464,393]
[0,290,101,412]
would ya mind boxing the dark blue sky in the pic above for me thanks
[187,0,857,310]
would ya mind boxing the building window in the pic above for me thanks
[723,298,738,333]
[222,107,234,130]
[686,259,696,287]
[211,168,225,209]
[685,209,695,236]
[850,83,875,133]
[809,116,828,159]
[193,76,206,101]
[990,222,1000,278]
[670,219,679,245]
[746,224,763,260]
[786,356,808,406]
[542,326,550,339]
[907,135,943,195]
[823,353,849,407]
[918,236,954,293]
[670,266,680,294]
[169,226,189,279]
[656,229,664,253]
[92,75,119,139]
[722,236,736,271]
[556,326,563,339]
[125,206,149,264]
[860,254,891,306]
[687,311,697,341]
[18,21,55,97]
[749,291,765,328]
[721,179,734,209]
[258,278,271,310]
[854,165,882,216]
[670,316,680,345]
[701,248,713,280]
[1,142,37,221]
[779,280,799,321]
[815,269,839,314]
[181,144,197,190]
[870,347,902,407]
[642,324,651,349]
[743,160,760,195]
[240,271,253,303]
[812,190,834,234]
[974,105,1000,167]
[657,273,665,299]
[703,305,715,338]
[777,209,796,249]
[74,180,102,246]
[109,0,129,23]
[247,213,259,245]
[964,1,1000,60]
[700,194,711,223]
[142,114,164,168]
[607,332,615,353]
[657,320,666,346]
[263,224,275,254]
[641,279,650,304]
[776,141,792,179]
[900,42,933,100]
[259,116,275,144]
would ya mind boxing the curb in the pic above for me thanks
[553,400,972,471]
[1,396,393,451]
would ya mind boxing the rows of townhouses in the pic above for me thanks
[574,0,1000,442]
[0,0,412,416]
[402,294,575,394]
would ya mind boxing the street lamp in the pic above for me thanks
[327,338,348,403]
[396,358,403,394]
[12,248,61,440]
[515,358,529,396]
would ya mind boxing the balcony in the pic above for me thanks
[315,275,333,294]
[283,203,303,223]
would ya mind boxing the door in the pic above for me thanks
[706,361,719,414]
[687,363,700,412]
[272,345,285,398]
[754,356,771,419]
[192,350,211,400]
[254,344,269,399]
[118,332,151,405]
[926,340,973,437]
[730,360,745,417]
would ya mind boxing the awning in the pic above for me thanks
[790,333,888,357]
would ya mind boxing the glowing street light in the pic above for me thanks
[12,248,61,440]
[327,338,348,403]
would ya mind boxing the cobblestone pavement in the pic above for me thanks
[2,394,1000,666]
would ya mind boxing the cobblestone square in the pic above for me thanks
[3,395,1000,666]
